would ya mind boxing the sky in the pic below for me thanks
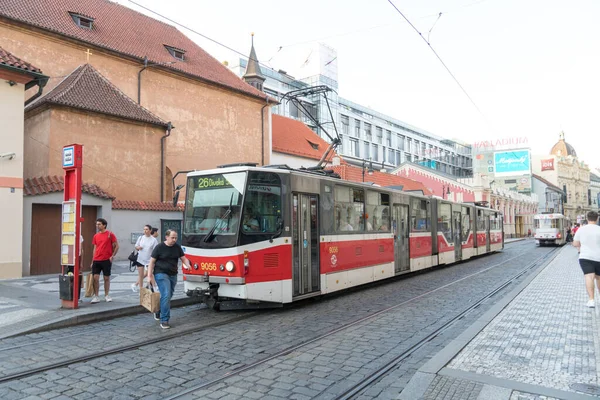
[119,0,600,171]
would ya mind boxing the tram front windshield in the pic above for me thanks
[183,172,246,248]
[535,219,558,229]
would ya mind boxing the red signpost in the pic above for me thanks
[60,144,83,309]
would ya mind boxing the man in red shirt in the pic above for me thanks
[90,218,119,304]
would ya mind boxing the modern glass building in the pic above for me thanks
[231,43,472,178]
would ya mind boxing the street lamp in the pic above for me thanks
[138,56,177,104]
[362,158,374,182]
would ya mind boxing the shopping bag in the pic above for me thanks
[140,285,160,313]
[84,273,94,298]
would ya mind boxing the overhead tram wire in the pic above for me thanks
[386,0,492,129]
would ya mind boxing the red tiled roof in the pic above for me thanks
[331,165,432,195]
[532,174,562,192]
[0,0,266,100]
[112,200,183,212]
[0,46,42,73]
[24,175,115,199]
[25,64,168,126]
[272,114,340,162]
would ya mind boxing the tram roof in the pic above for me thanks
[186,166,502,211]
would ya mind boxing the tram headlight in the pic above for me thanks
[225,260,235,272]
[193,263,199,270]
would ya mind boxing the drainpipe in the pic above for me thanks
[161,122,173,202]
[260,97,269,165]
[137,56,148,104]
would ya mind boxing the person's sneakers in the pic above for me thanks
[131,283,139,293]
[587,299,595,308]
[153,313,160,321]
[105,295,112,303]
[160,323,171,329]
[90,296,100,304]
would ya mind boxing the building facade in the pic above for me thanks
[0,47,47,278]
[1,0,273,202]
[532,174,564,215]
[591,171,600,212]
[230,43,472,178]
[532,132,592,223]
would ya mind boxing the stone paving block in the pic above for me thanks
[447,246,599,394]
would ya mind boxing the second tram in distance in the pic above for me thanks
[533,213,569,246]
[180,164,504,310]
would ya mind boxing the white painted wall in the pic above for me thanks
[270,152,322,169]
[0,80,24,278]
[111,209,182,260]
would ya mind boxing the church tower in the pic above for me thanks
[242,33,265,92]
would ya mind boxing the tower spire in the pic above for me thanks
[243,33,265,92]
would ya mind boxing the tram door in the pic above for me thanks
[486,215,491,252]
[292,194,320,297]
[453,211,462,261]
[393,204,410,273]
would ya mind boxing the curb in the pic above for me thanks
[2,297,200,339]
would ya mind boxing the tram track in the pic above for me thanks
[0,241,538,391]
[161,245,557,400]
[333,246,561,400]
[0,313,257,384]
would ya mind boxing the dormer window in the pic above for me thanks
[164,45,185,61]
[307,140,319,150]
[69,12,94,30]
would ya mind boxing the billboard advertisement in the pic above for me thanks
[494,150,531,177]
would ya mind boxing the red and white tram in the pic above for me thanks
[180,165,504,310]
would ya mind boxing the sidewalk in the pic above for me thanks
[0,261,197,339]
[401,244,600,400]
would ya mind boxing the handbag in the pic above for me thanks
[140,284,160,313]
[128,250,138,263]
[84,273,94,298]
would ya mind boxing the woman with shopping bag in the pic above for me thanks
[131,225,158,293]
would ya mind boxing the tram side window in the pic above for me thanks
[439,203,452,242]
[366,191,390,231]
[241,172,282,235]
[334,186,364,232]
[490,213,499,230]
[461,207,471,242]
[477,210,486,231]
[410,198,430,232]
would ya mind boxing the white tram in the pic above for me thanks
[533,213,567,246]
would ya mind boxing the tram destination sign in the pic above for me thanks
[194,176,232,190]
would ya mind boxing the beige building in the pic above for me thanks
[532,132,591,223]
[0,47,47,278]
[1,0,273,202]
[0,0,276,277]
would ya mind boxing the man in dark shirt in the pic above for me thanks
[148,230,191,329]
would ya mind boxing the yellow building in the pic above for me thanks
[532,132,591,223]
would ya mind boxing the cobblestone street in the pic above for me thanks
[0,240,557,400]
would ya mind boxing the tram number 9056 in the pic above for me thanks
[328,246,339,254]
[201,262,217,271]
